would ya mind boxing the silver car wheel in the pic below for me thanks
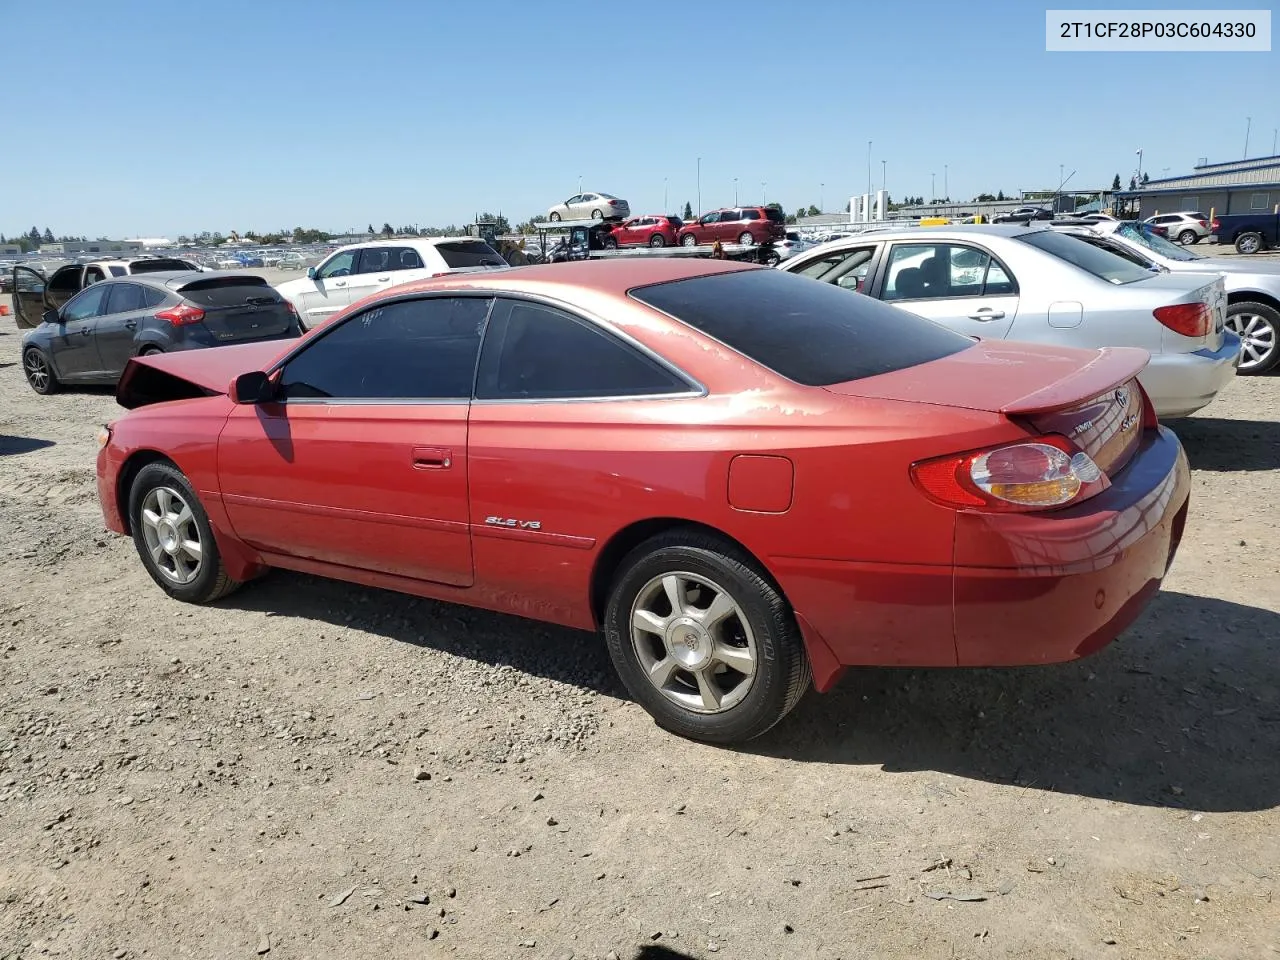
[24,350,50,391]
[139,486,203,585]
[1227,311,1277,371]
[629,571,757,714]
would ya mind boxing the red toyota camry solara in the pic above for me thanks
[97,260,1190,744]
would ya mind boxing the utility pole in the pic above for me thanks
[820,182,824,212]
[733,177,738,206]
[867,140,873,196]
[1244,116,1251,159]
[761,181,767,204]
[944,164,948,200]
[696,158,701,217]
[663,178,668,212]
[881,159,886,193]
[931,172,936,202]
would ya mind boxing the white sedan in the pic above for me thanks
[781,224,1241,418]
[275,237,507,328]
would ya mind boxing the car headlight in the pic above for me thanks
[95,423,113,449]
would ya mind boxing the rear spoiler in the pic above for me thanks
[999,346,1149,415]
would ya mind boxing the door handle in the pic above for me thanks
[80,328,92,336]
[967,309,1006,321]
[411,446,453,469]
[124,320,137,330]
[377,275,391,281]
[333,280,347,287]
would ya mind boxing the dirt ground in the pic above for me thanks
[1,290,1278,960]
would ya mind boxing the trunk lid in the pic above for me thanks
[172,276,295,342]
[827,340,1151,477]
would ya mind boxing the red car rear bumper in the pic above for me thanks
[774,426,1190,687]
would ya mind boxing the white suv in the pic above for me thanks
[276,238,508,328]
[1144,211,1210,245]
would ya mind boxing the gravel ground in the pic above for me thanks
[1,292,1278,960]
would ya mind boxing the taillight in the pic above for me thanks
[911,435,1105,513]
[1197,220,1207,228]
[1211,217,1220,232]
[155,303,205,326]
[1154,302,1211,338]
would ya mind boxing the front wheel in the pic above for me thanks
[1226,301,1280,374]
[129,462,242,604]
[649,234,666,247]
[1236,232,1264,255]
[1178,229,1198,245]
[23,348,58,395]
[603,532,811,744]
[680,234,697,247]
[548,212,561,222]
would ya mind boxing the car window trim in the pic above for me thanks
[473,295,705,405]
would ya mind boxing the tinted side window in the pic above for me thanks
[62,284,109,322]
[742,209,761,220]
[279,296,491,400]
[48,267,82,293]
[356,247,393,275]
[476,300,687,400]
[141,286,167,308]
[105,282,146,314]
[435,241,505,268]
[631,269,971,387]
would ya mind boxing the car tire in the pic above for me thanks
[129,462,242,604]
[1225,301,1280,375]
[603,237,617,249]
[138,346,162,356]
[602,531,811,744]
[549,212,561,221]
[765,252,782,266]
[738,232,754,246]
[1235,232,1264,255]
[23,347,58,395]
[1177,229,1198,245]
[680,234,697,247]
[649,234,666,247]
[591,209,603,219]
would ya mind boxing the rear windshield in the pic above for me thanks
[630,269,972,386]
[435,241,506,268]
[764,207,786,223]
[176,275,274,306]
[1017,230,1153,285]
[131,258,197,273]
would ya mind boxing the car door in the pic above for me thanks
[468,297,696,616]
[45,265,84,310]
[874,240,1018,339]
[93,281,154,374]
[295,248,358,325]
[346,246,427,303]
[217,294,492,586]
[716,209,741,242]
[48,283,110,378]
[11,265,47,328]
[615,218,640,245]
[693,212,719,242]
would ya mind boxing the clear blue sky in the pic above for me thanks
[6,0,1277,238]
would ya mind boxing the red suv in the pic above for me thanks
[608,215,684,248]
[677,206,786,247]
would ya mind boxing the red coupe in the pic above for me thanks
[96,260,1190,744]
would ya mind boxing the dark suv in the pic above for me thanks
[677,206,787,247]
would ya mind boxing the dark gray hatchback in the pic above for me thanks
[21,272,303,394]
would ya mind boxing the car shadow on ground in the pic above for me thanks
[223,571,624,698]
[1168,417,1280,471]
[0,435,55,455]
[748,591,1280,812]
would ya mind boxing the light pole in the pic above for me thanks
[578,175,583,193]
[944,164,948,200]
[931,172,936,202]
[820,182,824,212]
[761,181,767,204]
[1244,116,1252,159]
[696,157,701,217]
[733,177,738,205]
[867,140,873,196]
[663,178,668,212]
[1136,147,1143,182]
[881,159,886,193]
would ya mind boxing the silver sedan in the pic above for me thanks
[546,192,631,221]
[1053,220,1280,374]
[781,224,1241,418]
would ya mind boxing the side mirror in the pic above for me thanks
[42,308,60,325]
[230,371,276,405]
[306,266,317,279]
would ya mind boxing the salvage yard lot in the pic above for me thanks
[1,303,1278,959]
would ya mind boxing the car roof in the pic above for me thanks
[811,224,1048,245]
[90,270,262,288]
[329,237,494,254]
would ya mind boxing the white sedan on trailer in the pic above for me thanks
[275,237,507,328]
[781,224,1241,418]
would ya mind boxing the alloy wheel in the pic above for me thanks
[629,571,757,714]
[139,485,204,584]
[1226,311,1277,371]
[24,350,50,392]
